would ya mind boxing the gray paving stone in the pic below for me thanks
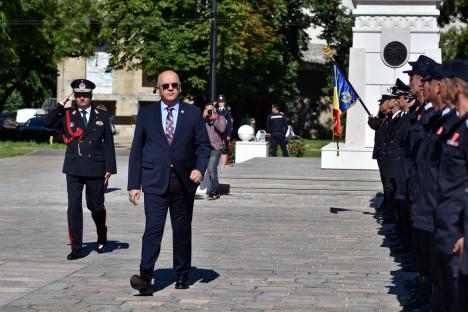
[0,151,411,311]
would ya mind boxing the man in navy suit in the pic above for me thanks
[128,70,211,295]
[45,79,117,260]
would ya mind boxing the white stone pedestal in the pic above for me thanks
[321,143,378,170]
[321,0,441,170]
[235,141,269,163]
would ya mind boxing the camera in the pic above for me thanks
[207,109,213,117]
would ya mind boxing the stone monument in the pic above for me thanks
[321,0,442,169]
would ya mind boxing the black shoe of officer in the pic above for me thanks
[67,249,82,260]
[97,226,108,253]
[404,295,429,310]
[130,275,153,296]
[402,263,418,273]
[175,273,189,289]
[404,279,420,290]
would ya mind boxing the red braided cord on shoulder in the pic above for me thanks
[62,109,83,145]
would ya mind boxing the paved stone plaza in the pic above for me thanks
[0,150,414,311]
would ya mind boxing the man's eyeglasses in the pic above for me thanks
[160,82,180,90]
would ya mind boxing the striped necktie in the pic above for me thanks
[165,107,175,144]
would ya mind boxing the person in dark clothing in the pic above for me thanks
[44,79,117,260]
[215,95,233,168]
[368,94,394,180]
[266,104,288,157]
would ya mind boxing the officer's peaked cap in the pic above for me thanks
[391,78,411,96]
[71,79,96,93]
[422,62,444,81]
[441,58,468,83]
[378,94,393,103]
[403,55,436,76]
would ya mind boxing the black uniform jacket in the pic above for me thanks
[382,111,410,179]
[434,114,468,254]
[45,103,117,177]
[411,108,458,232]
[266,113,288,135]
[368,112,390,160]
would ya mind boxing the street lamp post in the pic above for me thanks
[209,0,217,103]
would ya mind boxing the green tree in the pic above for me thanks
[99,0,310,112]
[439,0,468,59]
[307,0,354,92]
[0,0,57,112]
[0,0,102,113]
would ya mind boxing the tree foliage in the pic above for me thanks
[0,0,58,112]
[99,0,311,112]
[439,0,468,59]
[0,0,356,125]
[306,0,354,94]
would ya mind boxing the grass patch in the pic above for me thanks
[302,139,330,158]
[0,141,64,158]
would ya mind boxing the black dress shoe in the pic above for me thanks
[67,249,82,260]
[130,275,153,296]
[97,226,107,253]
[175,273,189,289]
[97,243,106,253]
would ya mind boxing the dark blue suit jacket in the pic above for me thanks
[127,101,211,195]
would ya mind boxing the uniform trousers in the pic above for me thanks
[434,252,460,312]
[270,133,288,157]
[140,171,195,282]
[66,174,107,251]
[411,228,433,277]
[457,273,468,311]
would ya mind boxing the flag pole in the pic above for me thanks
[322,45,371,116]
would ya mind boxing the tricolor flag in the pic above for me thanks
[333,64,358,136]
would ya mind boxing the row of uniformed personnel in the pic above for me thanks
[368,56,467,312]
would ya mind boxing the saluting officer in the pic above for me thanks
[45,79,117,260]
[368,94,394,193]
[266,104,289,157]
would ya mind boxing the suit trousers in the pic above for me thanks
[66,174,107,251]
[140,172,195,281]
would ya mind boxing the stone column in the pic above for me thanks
[321,0,441,169]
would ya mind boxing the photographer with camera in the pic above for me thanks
[215,95,233,168]
[203,102,227,200]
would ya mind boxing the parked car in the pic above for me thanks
[18,116,60,142]
[16,108,46,126]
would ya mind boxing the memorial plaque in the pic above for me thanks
[383,41,407,67]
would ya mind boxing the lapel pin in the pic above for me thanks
[181,110,184,114]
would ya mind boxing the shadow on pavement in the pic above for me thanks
[80,240,130,257]
[369,194,418,311]
[105,187,121,193]
[152,267,220,292]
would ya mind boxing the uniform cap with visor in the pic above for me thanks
[71,79,96,93]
